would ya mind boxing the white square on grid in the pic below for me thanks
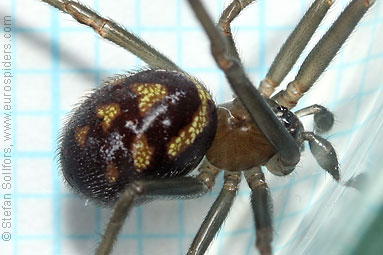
[192,72,221,101]
[343,26,374,64]
[16,74,52,111]
[303,68,338,106]
[59,176,73,195]
[0,0,10,23]
[180,0,221,27]
[62,197,98,235]
[273,213,302,250]
[62,239,98,255]
[16,32,52,70]
[1,240,12,254]
[18,198,53,236]
[142,200,179,235]
[18,239,53,255]
[363,59,383,92]
[59,31,96,70]
[283,178,317,215]
[266,0,301,27]
[232,1,260,27]
[15,0,51,29]
[183,196,213,235]
[112,238,139,255]
[265,29,292,69]
[99,0,137,28]
[235,30,261,69]
[271,185,293,220]
[98,38,138,70]
[354,92,380,127]
[141,0,177,27]
[60,73,97,111]
[142,238,178,255]
[371,23,383,56]
[181,31,216,69]
[338,65,364,99]
[221,232,253,255]
[141,31,178,63]
[17,158,52,194]
[17,115,52,152]
[101,206,139,235]
[221,195,252,233]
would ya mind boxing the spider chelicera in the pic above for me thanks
[41,0,375,254]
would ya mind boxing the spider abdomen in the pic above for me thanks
[60,70,217,204]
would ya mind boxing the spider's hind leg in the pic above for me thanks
[245,167,273,255]
[41,0,179,70]
[188,171,241,255]
[97,160,220,255]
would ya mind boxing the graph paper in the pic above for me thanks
[1,0,383,254]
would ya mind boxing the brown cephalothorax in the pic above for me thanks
[207,98,303,171]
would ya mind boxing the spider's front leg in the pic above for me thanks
[259,0,333,98]
[273,0,376,109]
[187,0,301,172]
[217,0,256,63]
[268,0,376,180]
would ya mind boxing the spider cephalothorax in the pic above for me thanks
[41,0,376,254]
[206,98,303,171]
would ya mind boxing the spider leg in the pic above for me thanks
[97,159,220,255]
[273,0,376,109]
[40,0,180,70]
[187,0,300,170]
[299,132,340,181]
[218,0,256,62]
[187,171,241,255]
[245,167,273,255]
[259,0,333,98]
[295,104,335,134]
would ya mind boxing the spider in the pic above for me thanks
[40,0,376,254]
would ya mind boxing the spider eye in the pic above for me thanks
[59,70,217,204]
[272,104,302,140]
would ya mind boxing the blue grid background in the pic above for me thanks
[2,0,383,254]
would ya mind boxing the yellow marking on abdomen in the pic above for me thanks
[97,103,121,132]
[167,82,211,157]
[131,83,168,115]
[132,135,154,172]
[106,162,120,183]
[75,125,90,147]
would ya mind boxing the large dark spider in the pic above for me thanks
[41,0,376,254]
